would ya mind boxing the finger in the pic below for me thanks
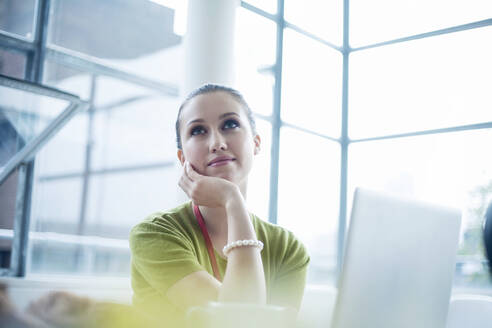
[182,161,194,182]
[180,171,193,188]
[186,162,202,180]
[178,175,192,197]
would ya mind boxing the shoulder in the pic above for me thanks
[252,214,302,246]
[253,215,290,240]
[252,215,310,265]
[129,202,195,249]
[131,202,192,233]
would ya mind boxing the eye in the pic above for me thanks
[222,119,240,130]
[190,125,206,136]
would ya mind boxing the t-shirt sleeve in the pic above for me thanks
[129,218,204,296]
[269,231,310,310]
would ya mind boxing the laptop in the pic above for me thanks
[331,188,462,328]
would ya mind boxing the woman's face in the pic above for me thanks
[177,92,260,188]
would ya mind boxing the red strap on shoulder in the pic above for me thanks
[193,204,222,281]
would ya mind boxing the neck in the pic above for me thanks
[197,205,227,236]
[196,185,248,237]
[239,179,248,199]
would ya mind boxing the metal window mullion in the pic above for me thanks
[31,0,51,83]
[0,74,83,103]
[240,1,276,21]
[268,0,285,224]
[284,21,342,52]
[9,163,35,276]
[0,101,83,185]
[46,46,179,97]
[350,121,492,144]
[74,74,97,273]
[240,1,341,52]
[96,94,156,113]
[37,161,177,182]
[337,0,351,284]
[282,121,341,143]
[253,112,274,124]
[25,52,35,80]
[77,75,97,236]
[0,33,36,52]
[14,0,51,276]
[7,0,51,276]
[351,18,492,53]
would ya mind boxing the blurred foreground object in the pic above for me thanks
[446,294,492,328]
[0,283,159,328]
[186,302,296,328]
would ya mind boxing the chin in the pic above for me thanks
[207,171,240,184]
[212,172,235,181]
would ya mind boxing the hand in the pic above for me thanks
[179,162,240,208]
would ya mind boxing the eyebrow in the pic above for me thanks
[186,112,239,126]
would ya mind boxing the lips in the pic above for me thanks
[208,156,235,167]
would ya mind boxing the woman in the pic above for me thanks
[129,84,310,327]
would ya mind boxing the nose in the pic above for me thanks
[209,130,227,153]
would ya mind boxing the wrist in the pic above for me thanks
[223,185,242,208]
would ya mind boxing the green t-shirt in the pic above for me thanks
[129,202,310,327]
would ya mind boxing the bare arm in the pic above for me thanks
[167,162,266,310]
[219,189,266,303]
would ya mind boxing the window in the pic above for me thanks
[349,27,492,139]
[243,0,492,289]
[0,0,37,40]
[1,0,491,293]
[0,0,183,277]
[278,127,340,283]
[350,0,492,46]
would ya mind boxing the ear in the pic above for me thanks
[253,134,261,155]
[177,149,185,166]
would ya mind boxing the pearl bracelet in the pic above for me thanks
[222,239,264,257]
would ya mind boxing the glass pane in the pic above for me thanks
[29,177,93,274]
[85,167,182,238]
[243,0,277,15]
[31,178,83,234]
[278,127,340,284]
[235,7,276,116]
[29,242,80,274]
[36,61,91,176]
[282,28,342,138]
[0,84,69,173]
[48,0,184,83]
[0,0,37,39]
[348,129,492,288]
[43,60,92,100]
[28,240,130,276]
[349,27,492,139]
[91,78,180,169]
[0,49,27,79]
[35,112,88,175]
[247,118,272,221]
[351,0,492,47]
[285,0,342,46]
[93,76,152,109]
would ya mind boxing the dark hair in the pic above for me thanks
[484,201,492,275]
[175,84,257,149]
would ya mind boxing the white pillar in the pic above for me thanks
[183,0,240,95]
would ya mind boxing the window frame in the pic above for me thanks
[0,0,490,284]
[0,0,179,277]
[243,1,492,285]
